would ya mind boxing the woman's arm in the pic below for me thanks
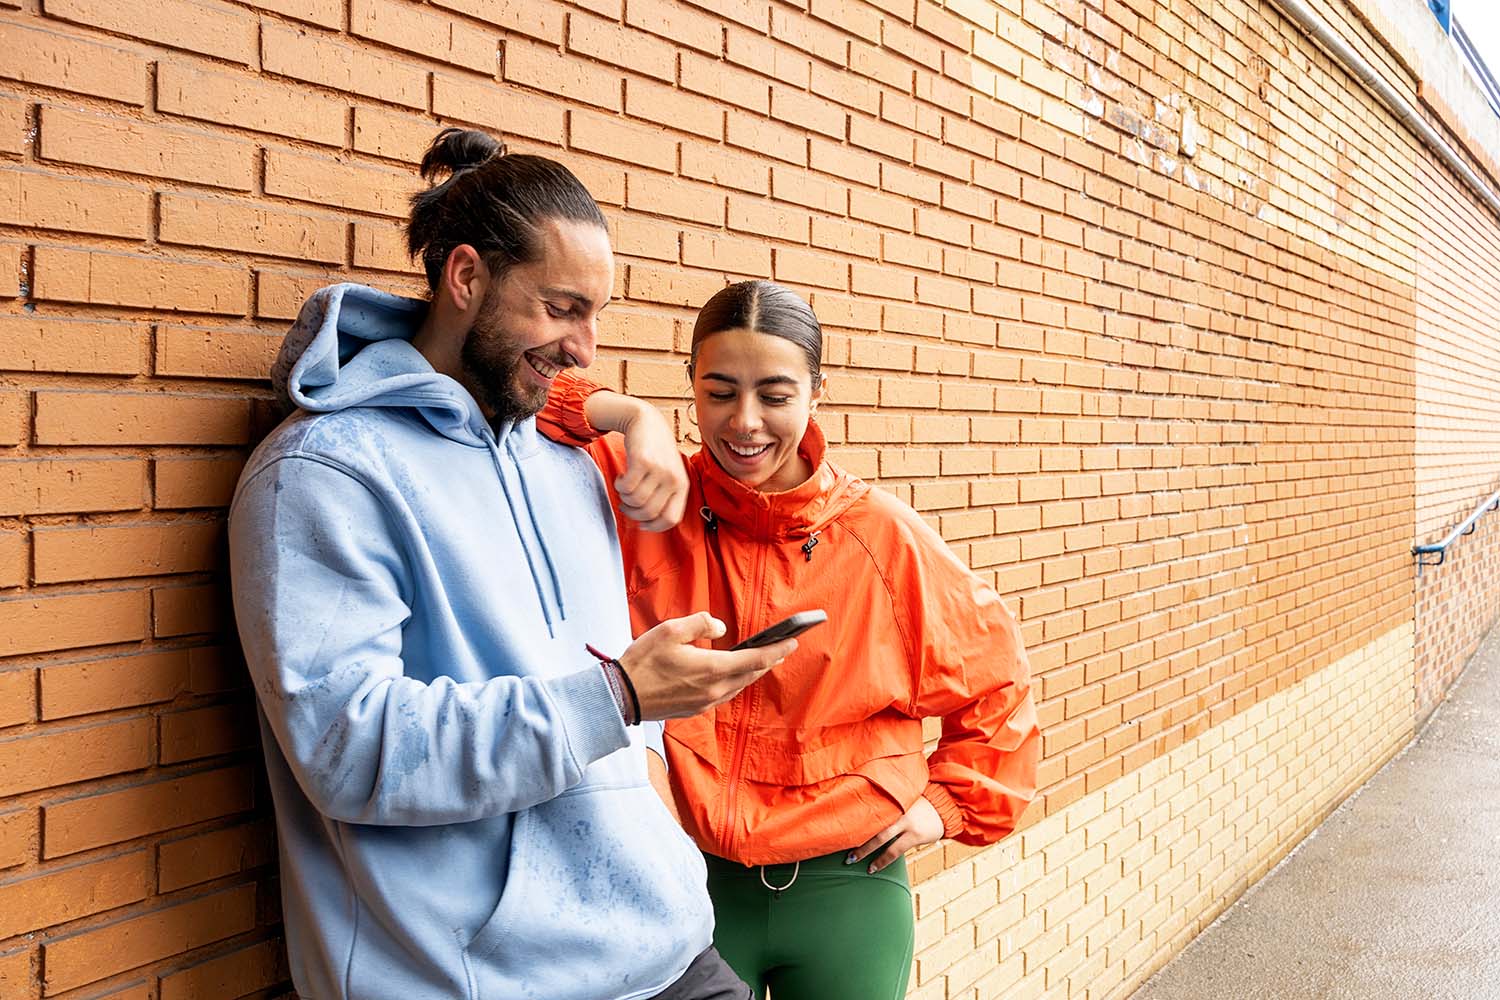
[538,369,691,532]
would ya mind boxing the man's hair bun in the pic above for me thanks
[419,127,506,182]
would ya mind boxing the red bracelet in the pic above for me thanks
[586,643,641,726]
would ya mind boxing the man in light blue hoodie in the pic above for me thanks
[229,128,795,1000]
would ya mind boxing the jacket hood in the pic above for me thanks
[271,282,492,446]
[694,420,868,542]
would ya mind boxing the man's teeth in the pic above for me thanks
[526,354,560,378]
[728,442,770,457]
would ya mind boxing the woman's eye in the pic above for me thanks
[762,396,792,406]
[707,392,734,402]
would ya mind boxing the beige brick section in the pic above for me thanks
[910,626,1415,999]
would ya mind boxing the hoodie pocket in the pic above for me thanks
[463,781,710,1000]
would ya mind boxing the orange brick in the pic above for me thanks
[598,308,675,351]
[262,23,429,110]
[46,0,257,64]
[154,457,244,511]
[774,247,847,290]
[157,62,345,146]
[679,52,770,116]
[625,78,725,140]
[0,243,19,300]
[569,14,675,82]
[159,704,258,764]
[34,392,251,446]
[0,169,150,240]
[155,325,282,381]
[39,649,191,720]
[353,107,436,164]
[352,221,420,274]
[44,765,254,859]
[33,521,221,585]
[626,0,721,53]
[0,809,37,869]
[683,0,766,30]
[626,264,725,308]
[351,0,496,73]
[0,317,148,377]
[0,458,146,516]
[37,106,254,191]
[241,0,341,27]
[725,111,808,166]
[770,166,847,214]
[770,84,848,139]
[0,589,149,658]
[432,0,563,42]
[506,37,621,112]
[808,0,879,43]
[0,21,148,105]
[681,144,771,196]
[159,937,287,1000]
[32,247,246,315]
[432,74,566,144]
[627,173,724,227]
[159,193,347,264]
[0,536,21,590]
[157,819,273,893]
[264,148,421,219]
[809,138,880,187]
[0,668,32,726]
[42,885,256,995]
[255,268,339,321]
[0,717,152,797]
[0,850,150,940]
[811,216,880,259]
[0,96,25,156]
[682,232,772,278]
[153,583,224,638]
[571,110,677,172]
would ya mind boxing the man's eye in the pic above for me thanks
[544,302,570,318]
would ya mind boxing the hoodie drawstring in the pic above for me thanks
[801,531,821,562]
[700,506,718,533]
[490,438,566,636]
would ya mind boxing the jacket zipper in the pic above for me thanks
[719,507,770,860]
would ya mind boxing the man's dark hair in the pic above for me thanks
[407,128,608,292]
[690,281,824,389]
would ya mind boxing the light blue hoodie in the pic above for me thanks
[229,284,712,1000]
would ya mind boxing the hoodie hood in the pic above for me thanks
[271,283,493,446]
[694,420,868,543]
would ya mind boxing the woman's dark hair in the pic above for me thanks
[407,127,608,292]
[689,281,823,389]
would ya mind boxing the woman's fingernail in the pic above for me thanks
[845,852,857,865]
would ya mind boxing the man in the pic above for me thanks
[229,128,791,1000]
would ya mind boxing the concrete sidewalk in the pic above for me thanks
[1130,620,1500,1000]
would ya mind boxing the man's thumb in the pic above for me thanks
[688,611,726,640]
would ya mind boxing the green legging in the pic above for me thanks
[704,850,915,1000]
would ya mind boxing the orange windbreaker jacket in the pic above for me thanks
[540,372,1040,866]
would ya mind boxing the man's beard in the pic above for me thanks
[460,307,550,428]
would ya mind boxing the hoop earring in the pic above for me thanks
[686,400,697,426]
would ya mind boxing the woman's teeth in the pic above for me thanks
[727,442,770,457]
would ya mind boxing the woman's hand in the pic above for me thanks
[583,391,688,532]
[847,796,945,874]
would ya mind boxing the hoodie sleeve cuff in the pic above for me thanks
[538,369,609,447]
[923,781,965,840]
[550,665,631,769]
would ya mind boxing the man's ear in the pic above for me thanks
[438,245,490,319]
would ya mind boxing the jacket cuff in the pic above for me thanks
[923,781,965,839]
[551,369,609,445]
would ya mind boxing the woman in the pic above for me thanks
[540,281,1039,1000]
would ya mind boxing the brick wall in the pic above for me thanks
[0,0,1496,999]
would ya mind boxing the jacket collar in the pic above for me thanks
[693,420,867,542]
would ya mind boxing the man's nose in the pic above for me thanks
[563,318,598,369]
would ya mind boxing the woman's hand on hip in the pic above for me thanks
[847,795,945,874]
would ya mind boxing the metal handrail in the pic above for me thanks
[1413,487,1500,572]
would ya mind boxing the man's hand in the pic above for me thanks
[583,391,688,532]
[619,612,795,720]
[846,796,945,874]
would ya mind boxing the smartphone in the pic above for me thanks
[731,610,828,650]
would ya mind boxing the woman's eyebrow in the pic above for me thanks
[701,372,800,388]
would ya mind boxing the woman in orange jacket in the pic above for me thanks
[539,280,1039,1000]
